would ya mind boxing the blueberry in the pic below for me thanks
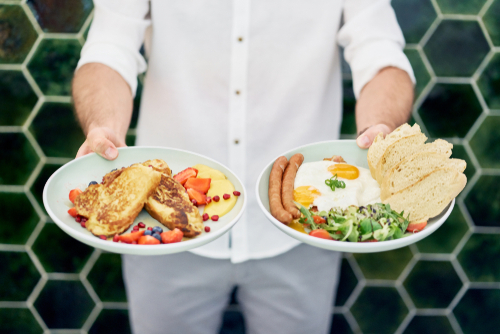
[152,233,162,242]
[144,230,152,236]
[152,226,163,234]
[111,168,117,172]
[321,216,328,221]
[88,181,98,186]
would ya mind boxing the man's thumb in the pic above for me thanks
[90,137,119,160]
[356,124,391,149]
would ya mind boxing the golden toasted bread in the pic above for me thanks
[75,165,161,237]
[145,174,204,238]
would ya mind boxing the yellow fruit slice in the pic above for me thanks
[204,180,236,218]
[193,164,227,180]
[288,220,306,234]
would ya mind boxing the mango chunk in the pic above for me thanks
[193,164,227,180]
[204,180,236,218]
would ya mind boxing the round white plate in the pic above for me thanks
[256,140,454,253]
[43,146,246,255]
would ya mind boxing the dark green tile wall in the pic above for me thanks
[1,1,498,333]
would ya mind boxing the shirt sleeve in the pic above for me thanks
[337,0,416,98]
[76,0,151,96]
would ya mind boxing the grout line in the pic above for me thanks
[0,302,27,308]
[394,308,415,334]
[25,218,45,248]
[448,283,469,310]
[448,312,465,334]
[0,244,26,251]
[477,15,495,50]
[0,185,24,192]
[472,49,495,82]
[415,308,449,316]
[441,14,480,21]
[101,302,129,309]
[451,257,470,285]
[81,303,102,332]
[28,303,49,332]
[79,249,101,279]
[479,0,495,17]
[420,16,441,47]
[343,310,362,334]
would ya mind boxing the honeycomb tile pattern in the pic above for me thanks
[1,1,499,333]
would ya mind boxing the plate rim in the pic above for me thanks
[43,146,247,255]
[255,139,455,253]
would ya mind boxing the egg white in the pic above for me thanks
[294,161,381,212]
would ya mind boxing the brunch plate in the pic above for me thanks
[256,140,454,253]
[43,147,246,255]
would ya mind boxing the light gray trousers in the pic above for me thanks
[122,244,341,334]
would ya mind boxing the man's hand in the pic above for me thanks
[356,124,391,149]
[76,127,127,160]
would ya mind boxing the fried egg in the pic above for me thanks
[293,161,380,212]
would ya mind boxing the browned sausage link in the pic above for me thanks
[282,153,304,219]
[268,156,293,224]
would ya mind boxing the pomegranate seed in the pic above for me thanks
[206,196,212,204]
[132,241,138,244]
[81,218,87,223]
[205,226,211,232]
[202,213,209,221]
[138,222,145,228]
[113,234,120,242]
[147,227,153,231]
[211,215,219,221]
[80,222,86,228]
[75,216,81,223]
[213,196,220,202]
[233,191,241,196]
[149,165,153,167]
[223,194,230,200]
[99,235,107,240]
[133,225,139,231]
[192,199,198,206]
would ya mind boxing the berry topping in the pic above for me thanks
[138,235,160,245]
[132,225,139,231]
[152,233,162,242]
[205,226,211,232]
[113,234,120,242]
[206,196,212,204]
[69,188,83,204]
[161,228,183,244]
[211,215,219,221]
[88,181,98,186]
[68,207,77,218]
[81,218,87,223]
[80,222,86,228]
[213,195,220,202]
[99,235,107,240]
[192,199,198,206]
[152,226,163,234]
[149,165,153,167]
[202,213,209,221]
[111,168,117,172]
[144,230,152,236]
[233,191,241,196]
[75,216,81,223]
[147,227,153,231]
[138,222,145,228]
[223,194,230,200]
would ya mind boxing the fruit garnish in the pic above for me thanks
[187,188,207,205]
[69,188,82,204]
[173,167,198,185]
[223,194,230,200]
[138,235,160,245]
[119,230,145,244]
[161,228,183,244]
[184,178,211,194]
[68,207,77,218]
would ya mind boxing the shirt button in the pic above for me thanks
[238,37,243,42]
[234,139,240,144]
[235,90,240,95]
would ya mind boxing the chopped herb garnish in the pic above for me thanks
[325,174,346,191]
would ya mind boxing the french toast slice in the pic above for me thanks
[75,164,161,237]
[144,161,203,237]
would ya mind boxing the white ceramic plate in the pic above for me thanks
[43,147,246,255]
[256,140,454,253]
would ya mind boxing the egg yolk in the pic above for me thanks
[293,186,321,208]
[327,164,359,180]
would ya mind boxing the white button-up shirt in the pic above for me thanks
[78,0,415,263]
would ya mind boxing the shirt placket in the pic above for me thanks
[228,0,250,263]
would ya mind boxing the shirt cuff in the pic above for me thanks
[347,40,416,99]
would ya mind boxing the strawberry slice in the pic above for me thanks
[173,167,198,185]
[119,230,145,244]
[187,188,207,205]
[138,235,161,245]
[184,178,211,194]
[69,188,82,204]
[309,229,332,240]
[406,221,427,233]
[68,207,77,218]
[161,228,183,244]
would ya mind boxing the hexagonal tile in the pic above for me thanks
[436,0,488,15]
[335,258,358,307]
[0,192,39,245]
[404,260,462,308]
[458,233,500,282]
[330,313,353,334]
[402,315,454,334]
[32,222,93,273]
[416,206,469,254]
[27,0,93,33]
[219,310,245,334]
[27,38,81,96]
[353,247,413,280]
[404,49,431,99]
[424,20,490,77]
[34,279,94,329]
[477,53,500,110]
[87,253,126,302]
[451,144,476,180]
[0,5,38,64]
[418,83,482,138]
[130,79,143,130]
[0,70,38,126]
[341,79,356,136]
[454,288,500,334]
[0,308,43,334]
[392,0,437,44]
[29,102,85,158]
[464,175,500,227]
[89,309,131,334]
[351,287,408,333]
[0,251,40,301]
[469,116,500,168]
[483,0,500,47]
[30,163,63,214]
[0,133,39,186]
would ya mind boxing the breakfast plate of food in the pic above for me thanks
[256,123,466,253]
[43,147,246,255]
